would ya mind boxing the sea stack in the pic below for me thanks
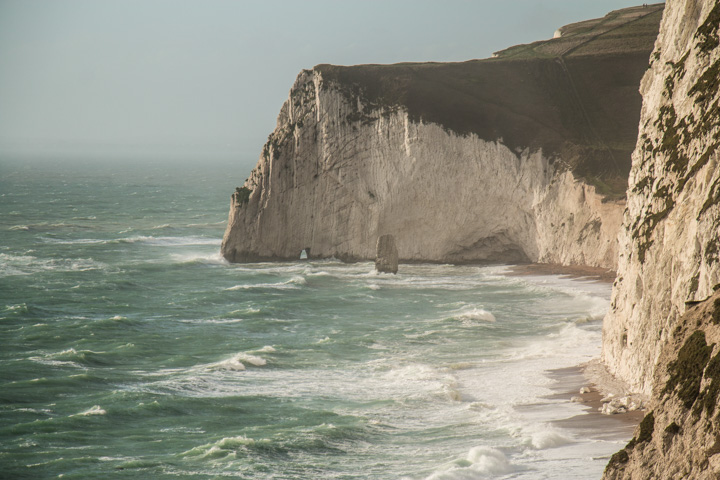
[375,235,398,274]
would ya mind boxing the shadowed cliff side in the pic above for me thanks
[317,4,664,196]
[222,5,662,266]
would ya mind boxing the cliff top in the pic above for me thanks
[315,4,664,196]
[495,3,664,59]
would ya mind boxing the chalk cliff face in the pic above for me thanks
[222,79,620,266]
[602,0,720,396]
[222,6,662,268]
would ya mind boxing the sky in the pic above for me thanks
[0,0,660,169]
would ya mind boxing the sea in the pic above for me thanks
[0,159,630,479]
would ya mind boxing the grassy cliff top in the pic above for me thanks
[315,4,664,197]
[495,3,663,59]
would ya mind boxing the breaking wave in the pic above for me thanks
[0,253,107,276]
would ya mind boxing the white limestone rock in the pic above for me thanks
[221,69,623,268]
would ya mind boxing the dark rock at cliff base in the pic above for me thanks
[375,235,398,274]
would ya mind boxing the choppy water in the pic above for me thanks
[0,159,627,479]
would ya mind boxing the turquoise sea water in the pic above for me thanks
[1,159,627,479]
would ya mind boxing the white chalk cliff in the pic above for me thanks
[222,73,621,267]
[602,0,720,477]
[221,6,663,269]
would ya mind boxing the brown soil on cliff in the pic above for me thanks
[316,4,663,196]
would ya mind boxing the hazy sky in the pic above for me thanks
[0,0,659,168]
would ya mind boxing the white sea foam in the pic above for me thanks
[208,355,246,371]
[204,351,267,372]
[426,447,513,479]
[170,252,228,265]
[28,356,82,368]
[403,330,439,339]
[225,275,306,291]
[235,353,266,366]
[72,405,106,416]
[307,270,331,277]
[181,318,244,325]
[53,348,79,357]
[182,436,261,459]
[15,407,53,414]
[41,238,108,245]
[527,428,573,449]
[98,456,137,462]
[451,307,496,323]
[254,346,276,353]
[4,303,28,312]
[186,220,225,228]
[505,322,598,362]
[0,253,107,276]
[380,363,460,401]
[30,348,79,364]
[122,235,221,246]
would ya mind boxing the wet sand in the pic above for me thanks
[547,365,643,442]
[509,263,616,283]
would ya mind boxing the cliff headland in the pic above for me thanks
[221,4,663,268]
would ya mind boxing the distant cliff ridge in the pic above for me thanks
[221,5,662,267]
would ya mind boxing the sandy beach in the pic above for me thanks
[509,263,617,283]
[549,365,644,434]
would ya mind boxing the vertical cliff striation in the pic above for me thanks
[222,6,663,268]
[602,0,720,396]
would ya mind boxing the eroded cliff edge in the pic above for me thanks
[221,6,663,269]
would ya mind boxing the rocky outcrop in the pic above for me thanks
[375,234,398,274]
[602,0,720,396]
[603,289,720,479]
[221,6,662,268]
